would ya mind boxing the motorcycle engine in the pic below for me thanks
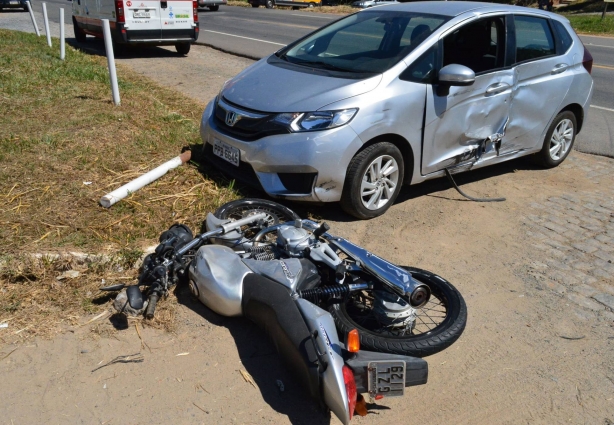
[372,291,416,329]
[276,221,314,257]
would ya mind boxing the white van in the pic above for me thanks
[72,0,199,55]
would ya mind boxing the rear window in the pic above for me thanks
[514,15,556,63]
[552,20,573,53]
[279,11,448,74]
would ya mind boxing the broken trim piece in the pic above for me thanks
[444,168,506,203]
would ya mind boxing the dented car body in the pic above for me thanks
[200,1,593,218]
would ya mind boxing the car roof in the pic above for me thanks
[367,1,556,19]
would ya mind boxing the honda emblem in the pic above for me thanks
[225,111,241,127]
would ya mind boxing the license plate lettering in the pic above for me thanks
[213,139,240,167]
[133,10,151,17]
[368,361,405,398]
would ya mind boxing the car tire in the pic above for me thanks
[208,4,219,10]
[265,0,274,8]
[73,16,86,43]
[340,142,404,220]
[175,43,191,55]
[292,5,299,9]
[535,110,577,169]
[308,2,315,6]
[251,2,259,6]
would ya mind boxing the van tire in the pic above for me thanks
[73,17,86,43]
[175,43,191,55]
[208,5,219,10]
[265,0,274,8]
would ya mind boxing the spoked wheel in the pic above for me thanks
[214,198,300,239]
[329,266,466,357]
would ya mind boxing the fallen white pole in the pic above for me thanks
[100,151,192,208]
[42,2,51,47]
[101,19,120,106]
[26,1,40,37]
[59,8,65,60]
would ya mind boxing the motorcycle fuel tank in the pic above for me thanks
[188,245,252,317]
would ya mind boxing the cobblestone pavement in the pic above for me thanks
[522,153,614,318]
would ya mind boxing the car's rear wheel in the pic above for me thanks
[175,43,191,55]
[340,142,404,219]
[535,110,577,168]
[265,0,274,8]
[73,16,86,43]
[209,4,219,10]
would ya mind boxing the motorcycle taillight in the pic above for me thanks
[582,46,593,75]
[342,365,357,420]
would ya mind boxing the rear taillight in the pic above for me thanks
[193,0,198,22]
[342,365,357,420]
[582,46,593,75]
[115,0,125,23]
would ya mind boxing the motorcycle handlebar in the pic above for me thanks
[145,292,159,319]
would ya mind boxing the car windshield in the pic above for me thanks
[279,11,449,74]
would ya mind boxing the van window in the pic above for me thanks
[514,15,556,62]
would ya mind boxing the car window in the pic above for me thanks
[281,11,448,74]
[399,17,442,48]
[514,15,556,62]
[400,44,437,83]
[442,16,506,75]
[551,20,573,53]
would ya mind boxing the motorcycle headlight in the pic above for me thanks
[273,109,358,132]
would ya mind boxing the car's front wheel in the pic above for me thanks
[340,142,404,219]
[265,0,274,8]
[535,110,577,168]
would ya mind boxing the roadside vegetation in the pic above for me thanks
[0,30,240,339]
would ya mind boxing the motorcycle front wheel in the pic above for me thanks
[329,266,466,357]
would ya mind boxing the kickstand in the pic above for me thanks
[444,168,506,202]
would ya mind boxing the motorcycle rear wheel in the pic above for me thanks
[329,266,466,357]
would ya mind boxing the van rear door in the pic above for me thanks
[124,0,163,40]
[160,0,194,40]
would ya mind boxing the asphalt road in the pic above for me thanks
[23,1,614,157]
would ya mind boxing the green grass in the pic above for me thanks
[562,14,614,35]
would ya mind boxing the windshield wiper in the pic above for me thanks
[291,59,358,73]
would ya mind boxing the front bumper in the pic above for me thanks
[200,100,364,203]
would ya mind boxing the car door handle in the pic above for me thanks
[485,82,510,96]
[551,63,569,75]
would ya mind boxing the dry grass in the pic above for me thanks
[0,30,244,340]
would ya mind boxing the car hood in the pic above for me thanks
[221,57,382,113]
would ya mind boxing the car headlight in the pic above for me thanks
[273,109,358,132]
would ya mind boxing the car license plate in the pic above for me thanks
[368,361,405,398]
[133,11,151,18]
[213,139,240,167]
[10,1,19,4]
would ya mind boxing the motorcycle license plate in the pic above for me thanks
[212,139,240,167]
[368,361,405,398]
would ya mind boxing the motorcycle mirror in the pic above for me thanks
[99,283,126,292]
[126,285,145,310]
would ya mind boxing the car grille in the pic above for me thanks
[213,98,290,141]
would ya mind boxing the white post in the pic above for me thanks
[26,1,40,37]
[42,2,52,47]
[102,19,120,106]
[59,8,65,60]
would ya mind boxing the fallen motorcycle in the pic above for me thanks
[102,199,467,424]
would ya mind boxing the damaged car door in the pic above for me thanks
[421,15,512,175]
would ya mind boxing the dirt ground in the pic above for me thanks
[1,44,613,425]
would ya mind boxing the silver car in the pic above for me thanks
[200,2,594,219]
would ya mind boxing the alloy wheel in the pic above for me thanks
[360,154,399,211]
[549,118,574,161]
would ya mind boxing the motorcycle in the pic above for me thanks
[102,199,467,424]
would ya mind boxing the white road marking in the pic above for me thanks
[202,29,286,46]
[590,105,614,113]
[583,43,614,49]
[290,13,336,19]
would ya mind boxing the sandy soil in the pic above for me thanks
[1,44,613,425]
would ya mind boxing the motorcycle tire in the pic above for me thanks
[214,198,300,227]
[329,266,466,357]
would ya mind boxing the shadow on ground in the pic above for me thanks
[173,283,331,425]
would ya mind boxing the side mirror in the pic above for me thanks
[436,64,475,96]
